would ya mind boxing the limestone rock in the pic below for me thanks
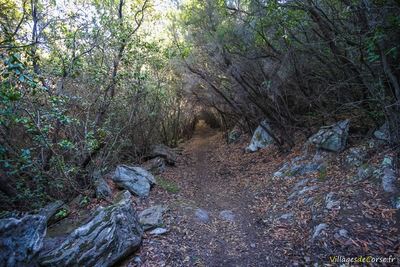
[309,120,350,152]
[0,215,47,267]
[325,192,340,210]
[149,144,177,165]
[138,205,165,231]
[355,164,375,181]
[112,165,156,197]
[246,120,274,152]
[148,227,168,236]
[228,128,241,144]
[39,191,142,267]
[279,213,293,220]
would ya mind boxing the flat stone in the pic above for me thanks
[194,209,210,223]
[139,205,165,231]
[273,171,284,178]
[148,227,168,236]
[219,210,235,222]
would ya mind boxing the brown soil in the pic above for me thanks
[123,122,399,267]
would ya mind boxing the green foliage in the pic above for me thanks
[156,176,180,194]
[55,208,69,219]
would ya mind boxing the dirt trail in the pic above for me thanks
[133,122,281,267]
[130,121,399,267]
[181,122,270,266]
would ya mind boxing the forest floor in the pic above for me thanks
[124,122,399,267]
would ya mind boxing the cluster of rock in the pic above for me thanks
[246,119,397,196]
[245,119,351,153]
[0,144,177,266]
[253,118,397,245]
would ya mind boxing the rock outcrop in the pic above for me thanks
[149,144,178,165]
[112,165,156,197]
[309,120,350,152]
[0,215,47,267]
[274,153,327,178]
[246,120,274,152]
[39,191,143,267]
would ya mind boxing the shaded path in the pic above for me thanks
[129,121,400,267]
[133,121,280,266]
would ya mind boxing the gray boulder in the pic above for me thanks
[150,144,177,165]
[0,215,47,267]
[112,165,156,197]
[246,120,274,152]
[138,205,165,231]
[143,157,166,175]
[309,120,350,152]
[39,191,143,267]
[374,123,390,141]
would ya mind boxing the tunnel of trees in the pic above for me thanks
[1,0,399,210]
